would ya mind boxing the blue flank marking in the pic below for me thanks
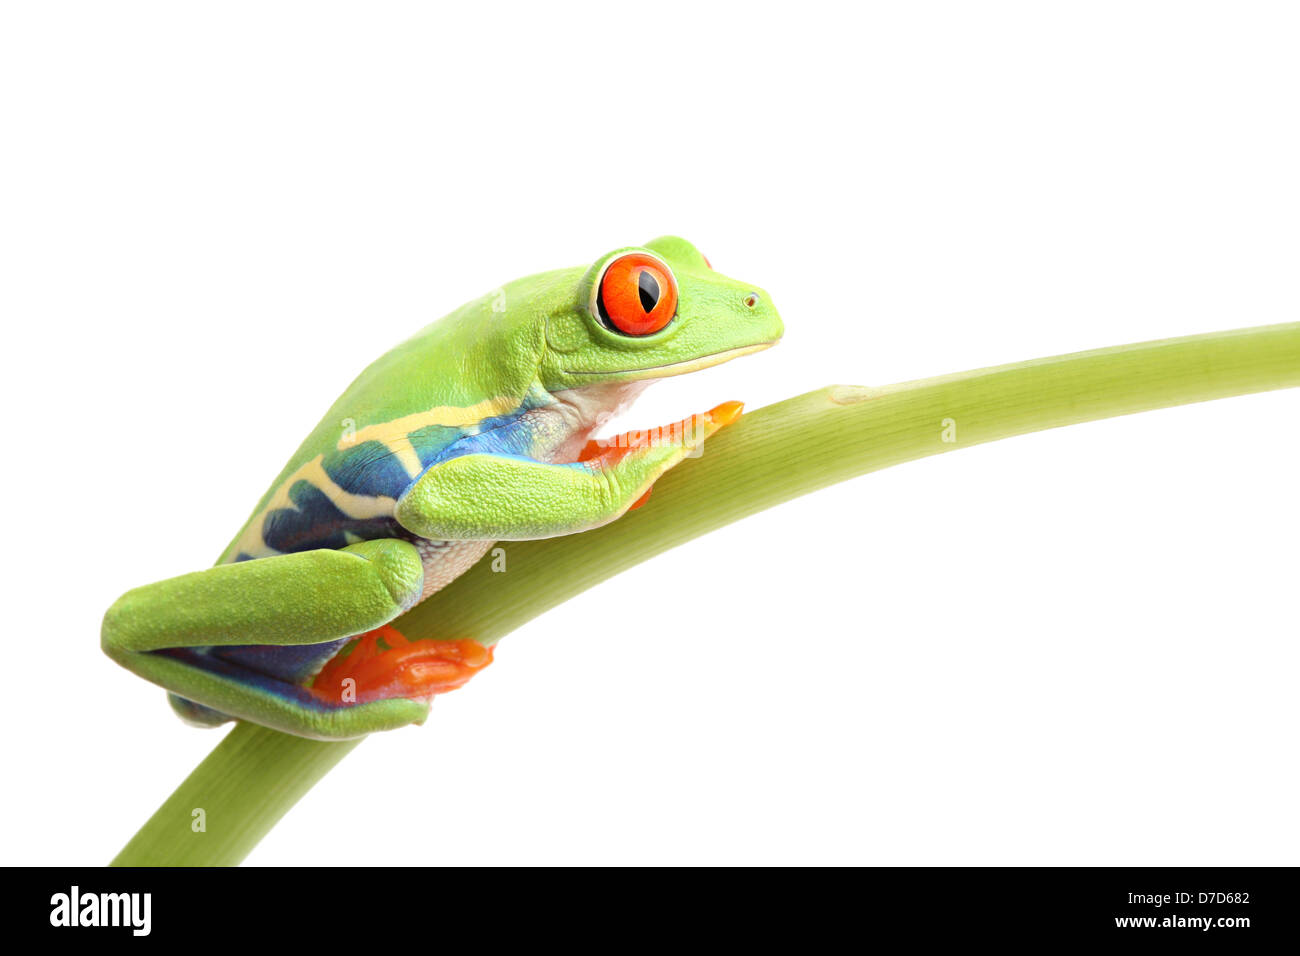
[258,405,537,556]
[261,480,402,554]
[417,407,544,470]
[262,481,351,552]
[449,411,539,458]
[412,387,562,469]
[322,439,414,498]
[408,404,540,469]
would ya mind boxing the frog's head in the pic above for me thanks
[536,236,783,390]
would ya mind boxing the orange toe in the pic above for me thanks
[707,400,744,427]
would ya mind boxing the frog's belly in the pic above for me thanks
[413,537,495,600]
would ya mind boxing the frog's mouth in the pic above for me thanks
[563,341,777,380]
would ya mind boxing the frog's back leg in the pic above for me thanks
[102,538,430,739]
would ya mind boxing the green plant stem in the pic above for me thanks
[112,322,1300,865]
[111,722,360,866]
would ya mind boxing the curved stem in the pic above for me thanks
[112,322,1300,865]
[112,722,359,866]
[400,321,1300,644]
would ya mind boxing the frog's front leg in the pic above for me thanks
[102,539,430,739]
[395,402,741,540]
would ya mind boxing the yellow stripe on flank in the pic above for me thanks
[342,395,520,474]
[226,396,521,561]
[227,455,399,561]
[263,456,397,518]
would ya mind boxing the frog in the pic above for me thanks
[102,236,783,740]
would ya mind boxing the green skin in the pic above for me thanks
[102,237,783,739]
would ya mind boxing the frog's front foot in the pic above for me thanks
[394,401,744,541]
[574,401,743,510]
[577,400,743,462]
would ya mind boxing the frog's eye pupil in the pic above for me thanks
[637,271,660,312]
[595,253,678,336]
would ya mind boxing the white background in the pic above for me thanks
[2,2,1297,866]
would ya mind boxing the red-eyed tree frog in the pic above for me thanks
[102,237,783,739]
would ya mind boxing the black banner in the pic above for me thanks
[16,866,1294,944]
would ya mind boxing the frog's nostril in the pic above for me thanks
[743,292,761,309]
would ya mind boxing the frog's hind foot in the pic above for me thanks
[309,624,494,707]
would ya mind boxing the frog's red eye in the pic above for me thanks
[596,253,677,336]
